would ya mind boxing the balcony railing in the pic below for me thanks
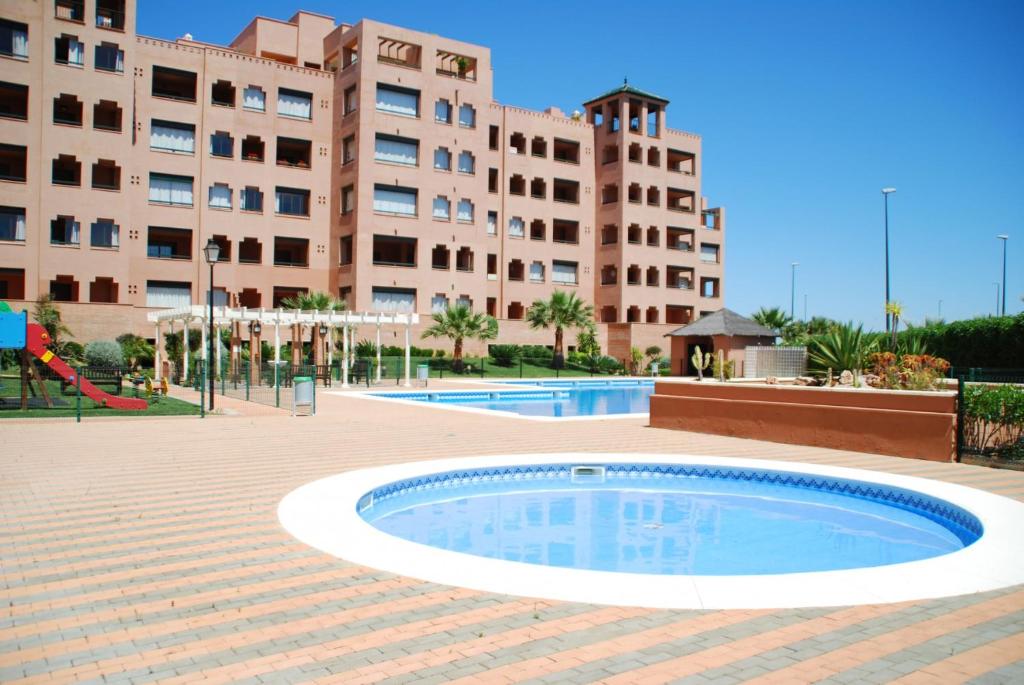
[56,1,85,22]
[435,68,476,82]
[96,7,125,31]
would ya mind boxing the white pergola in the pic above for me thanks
[146,306,420,388]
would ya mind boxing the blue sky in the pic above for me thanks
[139,0,1024,329]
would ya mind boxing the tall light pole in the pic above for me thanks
[203,238,221,411]
[790,262,798,320]
[994,282,1001,316]
[997,234,1008,316]
[882,187,896,332]
[938,299,942,319]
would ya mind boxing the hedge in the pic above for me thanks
[908,314,1023,368]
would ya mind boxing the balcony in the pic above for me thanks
[602,144,618,165]
[431,244,449,270]
[700,277,721,298]
[552,179,579,204]
[95,0,125,31]
[93,100,122,131]
[211,80,235,108]
[152,66,197,102]
[667,148,695,175]
[0,144,27,182]
[147,227,192,260]
[373,235,416,268]
[53,93,83,126]
[552,219,579,245]
[238,237,262,264]
[52,155,81,186]
[667,187,696,213]
[273,237,310,267]
[553,138,580,164]
[377,37,421,70]
[91,160,120,191]
[667,266,694,290]
[241,135,265,162]
[0,82,28,120]
[276,137,311,169]
[55,1,85,22]
[435,49,477,81]
[667,227,694,251]
[455,247,474,272]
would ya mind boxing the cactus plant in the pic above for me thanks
[690,345,712,381]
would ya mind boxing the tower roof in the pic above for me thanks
[583,82,670,107]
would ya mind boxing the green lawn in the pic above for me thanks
[0,377,201,418]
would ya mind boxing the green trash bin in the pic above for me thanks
[417,364,430,385]
[293,376,314,415]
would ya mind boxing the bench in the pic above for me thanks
[61,368,124,395]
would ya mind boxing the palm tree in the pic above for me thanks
[421,305,498,372]
[752,306,792,331]
[526,291,594,368]
[280,291,346,312]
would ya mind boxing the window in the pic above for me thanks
[238,237,261,264]
[701,277,720,298]
[455,247,473,272]
[343,85,357,114]
[240,186,263,212]
[93,100,121,130]
[146,227,191,259]
[553,138,580,164]
[601,225,618,245]
[55,35,84,66]
[53,93,82,125]
[49,276,78,302]
[0,206,26,242]
[487,254,497,279]
[530,177,546,199]
[89,277,118,304]
[149,173,193,206]
[0,144,27,181]
[487,211,497,235]
[700,243,720,263]
[433,147,451,171]
[373,185,416,216]
[372,287,415,313]
[552,260,578,285]
[375,83,419,118]
[488,167,498,193]
[95,0,126,30]
[342,135,355,164]
[243,85,265,111]
[209,183,232,209]
[531,136,547,158]
[90,219,118,248]
[146,281,191,308]
[431,294,449,313]
[211,80,235,107]
[341,184,355,214]
[435,98,451,124]
[458,103,475,128]
[339,235,353,265]
[508,216,524,238]
[152,66,197,101]
[529,261,545,283]
[431,244,450,269]
[94,43,123,72]
[0,81,28,120]
[151,120,195,154]
[275,187,310,216]
[456,199,473,223]
[52,154,81,185]
[432,195,450,220]
[0,20,29,59]
[457,151,475,174]
[277,88,312,120]
[530,220,545,241]
[210,131,233,158]
[374,134,418,166]
[91,159,120,190]
[553,219,579,244]
[489,125,499,150]
[50,215,80,245]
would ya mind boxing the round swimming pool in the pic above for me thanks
[279,453,1024,609]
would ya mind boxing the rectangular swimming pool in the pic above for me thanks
[369,379,655,419]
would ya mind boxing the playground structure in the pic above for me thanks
[0,302,147,411]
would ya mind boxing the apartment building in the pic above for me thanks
[0,2,724,355]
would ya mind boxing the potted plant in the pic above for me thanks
[456,56,468,78]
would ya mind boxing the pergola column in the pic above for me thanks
[214,322,222,379]
[181,317,189,383]
[291,323,302,366]
[342,322,350,388]
[375,320,382,383]
[250,322,261,386]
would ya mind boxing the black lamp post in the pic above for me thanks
[882,187,896,333]
[203,238,220,410]
[319,324,328,366]
[790,262,798,320]
[997,235,1008,316]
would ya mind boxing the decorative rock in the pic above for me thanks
[765,376,778,385]
[794,376,815,386]
[839,370,854,386]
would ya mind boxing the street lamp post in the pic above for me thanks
[995,282,1001,316]
[790,262,798,320]
[202,238,221,411]
[997,235,1009,316]
[882,187,896,333]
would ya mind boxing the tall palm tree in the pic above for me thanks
[526,291,594,368]
[421,305,498,371]
[751,306,792,331]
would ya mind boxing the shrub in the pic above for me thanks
[355,339,378,358]
[962,383,1024,459]
[489,344,522,367]
[807,322,877,376]
[712,356,735,381]
[867,353,950,391]
[117,333,154,370]
[84,340,124,368]
[596,355,623,374]
[913,314,1024,368]
[520,345,553,363]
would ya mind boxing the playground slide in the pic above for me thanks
[25,323,148,410]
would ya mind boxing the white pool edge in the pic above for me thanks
[278,452,1024,610]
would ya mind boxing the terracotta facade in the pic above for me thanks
[0,3,725,356]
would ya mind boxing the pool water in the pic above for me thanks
[361,464,981,576]
[379,379,655,418]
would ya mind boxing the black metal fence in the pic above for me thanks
[955,368,1024,462]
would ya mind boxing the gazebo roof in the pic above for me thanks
[666,308,776,338]
[583,82,670,107]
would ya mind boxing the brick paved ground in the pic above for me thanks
[2,381,1023,684]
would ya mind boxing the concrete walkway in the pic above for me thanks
[2,388,1023,684]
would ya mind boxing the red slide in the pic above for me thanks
[25,323,148,410]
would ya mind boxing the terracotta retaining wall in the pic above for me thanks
[649,381,957,462]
